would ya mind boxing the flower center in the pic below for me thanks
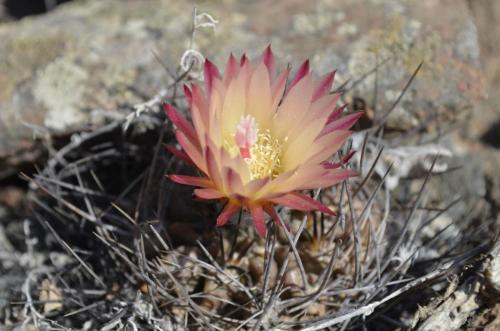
[225,115,283,180]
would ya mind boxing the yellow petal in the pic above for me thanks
[281,119,324,171]
[204,145,224,190]
[220,148,251,184]
[304,130,352,166]
[208,79,224,147]
[261,164,325,196]
[272,74,314,140]
[191,104,207,147]
[222,167,245,196]
[221,74,247,140]
[247,63,272,130]
[270,69,289,111]
[176,130,206,173]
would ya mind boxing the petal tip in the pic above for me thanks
[262,44,275,76]
[240,53,248,66]
[204,59,221,91]
[290,59,310,88]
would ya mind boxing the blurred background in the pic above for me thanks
[0,0,498,203]
[0,0,499,329]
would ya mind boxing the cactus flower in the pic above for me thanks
[165,46,361,237]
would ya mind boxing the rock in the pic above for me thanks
[0,0,484,179]
[433,154,486,219]
[412,238,500,330]
[485,239,500,297]
[415,281,481,331]
[464,0,500,221]
[467,0,500,137]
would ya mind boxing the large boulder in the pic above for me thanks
[0,0,484,178]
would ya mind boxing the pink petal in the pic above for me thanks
[204,146,223,188]
[320,112,363,137]
[247,63,273,128]
[222,167,244,195]
[269,192,335,215]
[207,78,224,137]
[297,168,358,190]
[308,93,341,125]
[323,150,356,169]
[306,130,352,165]
[289,59,309,89]
[190,85,209,138]
[260,164,331,196]
[163,104,197,145]
[220,148,251,183]
[342,150,356,163]
[221,75,248,143]
[326,104,347,124]
[167,174,212,188]
[262,44,275,77]
[283,94,341,150]
[284,93,339,147]
[273,74,314,139]
[204,59,221,93]
[312,70,336,102]
[164,144,194,166]
[223,53,239,86]
[250,205,267,237]
[217,203,240,227]
[190,84,208,113]
[194,188,225,200]
[245,177,272,197]
[264,205,290,231]
[176,130,206,173]
[183,85,192,106]
[239,57,253,90]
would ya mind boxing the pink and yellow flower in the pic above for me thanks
[165,46,361,237]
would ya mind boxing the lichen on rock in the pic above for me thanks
[33,58,88,132]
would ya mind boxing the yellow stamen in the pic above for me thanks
[224,129,283,180]
[248,129,283,179]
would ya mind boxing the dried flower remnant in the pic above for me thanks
[165,46,362,237]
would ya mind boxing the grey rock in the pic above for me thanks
[0,0,484,178]
[415,280,481,331]
[485,238,500,297]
